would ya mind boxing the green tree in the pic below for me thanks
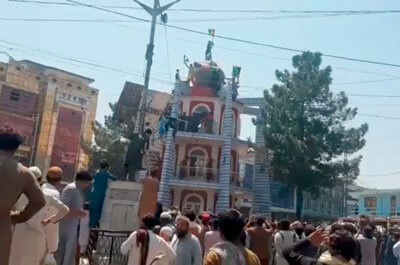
[82,103,129,178]
[262,52,368,218]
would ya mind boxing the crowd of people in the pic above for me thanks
[123,210,400,265]
[0,124,96,265]
[2,124,400,265]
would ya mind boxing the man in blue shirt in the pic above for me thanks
[89,159,116,228]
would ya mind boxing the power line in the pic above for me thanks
[361,171,400,177]
[347,94,400,98]
[63,0,400,69]
[355,179,376,189]
[163,24,174,89]
[0,42,174,85]
[0,18,142,23]
[3,13,399,23]
[358,113,400,120]
[334,67,400,78]
[0,12,400,76]
[3,39,400,101]
[8,1,400,15]
[0,40,171,77]
[333,77,400,86]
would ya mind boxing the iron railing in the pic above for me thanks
[86,229,131,265]
[177,116,218,135]
[175,166,219,183]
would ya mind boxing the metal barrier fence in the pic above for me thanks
[86,229,131,265]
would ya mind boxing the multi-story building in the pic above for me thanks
[158,61,256,214]
[0,59,98,181]
[115,81,171,134]
[115,62,272,217]
[358,189,400,217]
[302,187,345,221]
[268,182,345,221]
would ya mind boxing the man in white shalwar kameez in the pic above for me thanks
[9,167,70,265]
[121,214,176,265]
[42,166,66,254]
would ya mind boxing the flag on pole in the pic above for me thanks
[208,29,215,37]
[232,66,241,78]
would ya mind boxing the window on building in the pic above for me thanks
[313,201,317,211]
[305,198,311,210]
[10,90,20,102]
[390,196,396,216]
[188,149,208,180]
[364,197,377,215]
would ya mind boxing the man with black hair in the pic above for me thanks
[383,230,399,265]
[275,220,299,265]
[357,226,377,265]
[300,225,318,258]
[204,209,261,265]
[185,210,201,238]
[247,217,274,265]
[56,171,92,265]
[282,229,357,265]
[89,159,116,228]
[0,125,46,265]
[393,232,400,265]
[204,219,223,254]
[121,213,176,265]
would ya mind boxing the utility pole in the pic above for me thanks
[133,0,180,134]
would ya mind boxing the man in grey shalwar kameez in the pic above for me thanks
[56,171,92,265]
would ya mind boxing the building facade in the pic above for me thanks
[358,189,400,217]
[302,187,345,221]
[143,60,272,216]
[0,59,98,181]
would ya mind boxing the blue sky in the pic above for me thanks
[1,0,400,189]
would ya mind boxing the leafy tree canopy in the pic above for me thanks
[82,103,129,178]
[262,52,368,216]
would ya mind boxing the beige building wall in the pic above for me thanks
[0,59,98,176]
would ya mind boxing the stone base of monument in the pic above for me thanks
[100,172,145,231]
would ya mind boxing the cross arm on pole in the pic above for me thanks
[133,0,180,16]
[157,0,180,14]
[133,0,155,16]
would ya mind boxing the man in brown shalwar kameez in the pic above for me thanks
[138,170,160,220]
[0,125,46,265]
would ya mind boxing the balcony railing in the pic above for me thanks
[390,207,400,216]
[364,207,377,215]
[230,171,252,191]
[175,166,219,183]
[173,167,253,191]
[177,116,218,135]
[361,206,400,217]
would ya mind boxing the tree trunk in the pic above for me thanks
[296,188,303,220]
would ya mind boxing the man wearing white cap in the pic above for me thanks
[170,215,202,265]
[9,166,69,265]
[160,226,173,243]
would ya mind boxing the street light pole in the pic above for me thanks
[133,0,180,134]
